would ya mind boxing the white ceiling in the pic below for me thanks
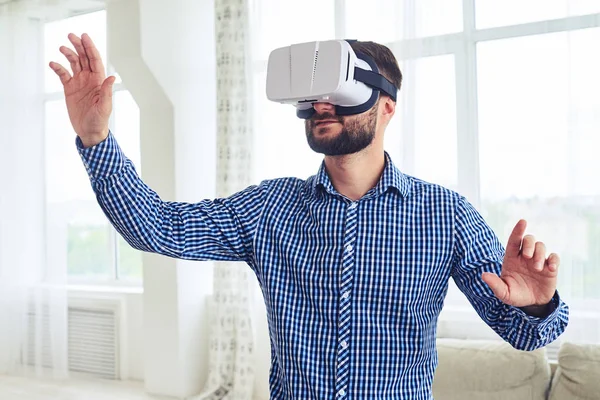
[0,0,105,19]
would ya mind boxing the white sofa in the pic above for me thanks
[433,339,550,399]
[253,336,600,399]
[548,342,600,400]
[433,339,600,400]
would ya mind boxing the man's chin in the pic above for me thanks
[306,135,375,157]
[307,141,358,157]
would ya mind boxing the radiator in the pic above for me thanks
[27,297,122,380]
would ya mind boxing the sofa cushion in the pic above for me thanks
[433,338,551,400]
[549,342,600,400]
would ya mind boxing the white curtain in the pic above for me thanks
[191,0,256,399]
[247,0,600,363]
[0,2,69,380]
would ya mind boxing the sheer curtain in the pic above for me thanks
[191,0,256,399]
[247,0,600,359]
[0,2,69,379]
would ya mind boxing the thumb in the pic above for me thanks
[101,76,116,99]
[482,272,509,303]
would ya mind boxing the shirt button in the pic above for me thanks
[341,340,348,349]
[342,291,350,299]
[339,389,346,396]
[349,202,357,210]
[345,244,353,253]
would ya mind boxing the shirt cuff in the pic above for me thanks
[76,130,126,181]
[516,290,565,327]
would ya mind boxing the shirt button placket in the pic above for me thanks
[335,202,358,398]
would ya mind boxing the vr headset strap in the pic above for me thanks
[353,68,397,102]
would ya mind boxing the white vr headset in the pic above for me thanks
[266,39,398,119]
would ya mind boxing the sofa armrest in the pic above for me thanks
[548,342,600,400]
[433,338,551,400]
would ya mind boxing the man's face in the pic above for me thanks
[304,102,378,156]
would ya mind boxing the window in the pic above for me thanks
[345,0,463,40]
[44,10,142,285]
[251,0,335,61]
[476,0,600,29]
[477,28,600,303]
[250,0,335,180]
[249,1,600,345]
[396,55,458,190]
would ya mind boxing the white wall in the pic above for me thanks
[125,292,145,381]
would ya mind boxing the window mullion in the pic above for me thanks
[112,227,120,281]
[334,0,346,40]
[107,106,119,281]
[397,1,418,176]
[455,0,481,207]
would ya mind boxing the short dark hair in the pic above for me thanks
[350,41,402,96]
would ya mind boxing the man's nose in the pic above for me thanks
[313,102,335,114]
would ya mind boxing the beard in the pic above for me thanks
[304,106,378,156]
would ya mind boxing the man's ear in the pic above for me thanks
[380,95,396,122]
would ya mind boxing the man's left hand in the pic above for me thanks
[482,219,559,308]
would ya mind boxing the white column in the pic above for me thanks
[107,0,217,397]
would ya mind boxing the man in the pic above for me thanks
[49,33,568,399]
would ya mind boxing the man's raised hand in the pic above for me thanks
[49,33,115,148]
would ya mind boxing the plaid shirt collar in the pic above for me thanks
[312,151,412,200]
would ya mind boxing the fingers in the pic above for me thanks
[68,33,90,71]
[546,253,560,272]
[506,219,527,258]
[59,46,81,75]
[531,241,546,271]
[49,61,72,86]
[521,234,536,259]
[506,219,558,275]
[482,272,509,303]
[100,76,116,99]
[81,33,104,73]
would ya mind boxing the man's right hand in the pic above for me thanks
[49,33,115,148]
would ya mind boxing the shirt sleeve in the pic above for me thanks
[450,195,569,351]
[76,131,269,265]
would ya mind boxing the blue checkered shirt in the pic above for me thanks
[78,132,568,400]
